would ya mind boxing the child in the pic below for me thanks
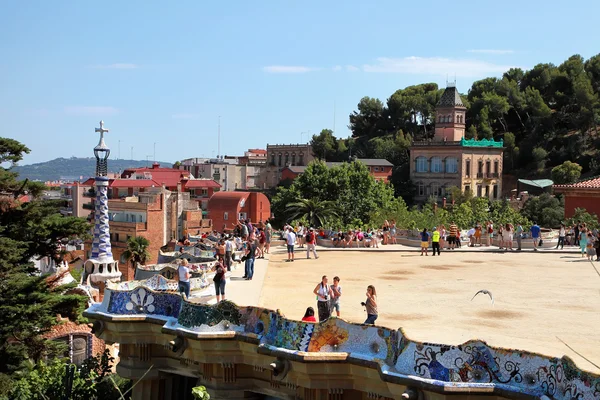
[586,233,595,261]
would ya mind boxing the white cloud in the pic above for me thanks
[346,65,359,72]
[91,63,139,69]
[363,56,518,77]
[64,106,119,116]
[262,65,315,73]
[466,49,514,55]
[332,65,342,71]
[171,113,198,119]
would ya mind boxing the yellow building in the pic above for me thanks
[410,85,504,202]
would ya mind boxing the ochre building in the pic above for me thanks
[410,85,504,202]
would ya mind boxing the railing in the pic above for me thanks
[476,173,484,178]
[411,141,462,146]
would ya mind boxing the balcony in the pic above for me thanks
[109,221,148,232]
[477,173,484,178]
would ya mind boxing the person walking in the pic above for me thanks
[431,227,441,256]
[515,223,523,251]
[574,222,580,246]
[504,223,514,251]
[556,223,566,250]
[485,221,492,246]
[213,260,226,302]
[178,259,191,299]
[362,285,378,325]
[390,220,397,244]
[244,238,257,280]
[313,276,333,322]
[265,219,272,254]
[420,228,430,256]
[286,227,296,262]
[306,227,319,259]
[329,276,342,317]
[579,227,588,257]
[224,235,233,271]
[531,222,541,251]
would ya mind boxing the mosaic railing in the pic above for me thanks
[460,138,504,148]
[88,289,600,400]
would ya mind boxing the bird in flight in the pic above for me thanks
[471,290,494,305]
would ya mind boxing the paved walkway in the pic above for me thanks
[316,243,582,254]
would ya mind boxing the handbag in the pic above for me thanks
[538,239,543,246]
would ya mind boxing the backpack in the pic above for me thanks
[306,232,314,243]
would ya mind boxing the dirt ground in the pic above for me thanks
[258,248,600,374]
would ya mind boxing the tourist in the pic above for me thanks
[213,260,226,302]
[330,276,342,317]
[585,232,595,260]
[301,307,317,322]
[579,227,588,257]
[531,222,541,251]
[390,220,397,245]
[178,259,191,299]
[515,223,523,251]
[344,230,354,248]
[286,227,296,262]
[313,275,333,321]
[382,220,390,245]
[297,223,305,248]
[454,225,462,248]
[504,223,514,251]
[362,285,378,325]
[306,227,319,259]
[498,224,505,249]
[485,221,492,246]
[574,222,580,246]
[241,221,249,239]
[474,222,482,246]
[467,226,476,247]
[420,228,430,256]
[355,229,365,248]
[265,220,272,254]
[439,224,446,250]
[556,223,566,250]
[258,228,266,258]
[244,238,257,280]
[594,232,600,261]
[431,227,441,256]
[224,235,233,271]
[448,221,458,249]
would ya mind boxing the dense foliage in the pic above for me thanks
[272,160,396,227]
[123,236,151,267]
[0,138,92,392]
[311,53,600,204]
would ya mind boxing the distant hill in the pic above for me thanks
[13,157,173,182]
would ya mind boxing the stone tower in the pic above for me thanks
[433,84,467,142]
[83,121,121,287]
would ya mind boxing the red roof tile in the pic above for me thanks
[554,176,600,189]
[182,179,221,189]
[110,179,160,188]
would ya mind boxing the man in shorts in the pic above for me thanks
[286,227,296,262]
[448,221,458,249]
[531,222,541,251]
[329,276,342,317]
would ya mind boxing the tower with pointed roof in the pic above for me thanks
[434,84,467,142]
[409,85,504,202]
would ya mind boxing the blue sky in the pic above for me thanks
[2,0,599,165]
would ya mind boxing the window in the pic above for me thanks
[493,185,498,199]
[430,157,442,173]
[223,212,228,221]
[271,154,276,165]
[438,115,442,123]
[486,161,491,175]
[278,154,282,166]
[478,160,483,174]
[485,186,490,197]
[445,158,458,173]
[291,154,296,165]
[477,185,482,197]
[465,185,471,193]
[298,154,304,165]
[417,182,425,197]
[285,154,289,165]
[415,157,428,173]
[239,212,247,221]
[431,183,441,196]
[374,166,380,172]
[465,160,471,177]
[494,160,499,174]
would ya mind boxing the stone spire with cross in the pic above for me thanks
[93,120,111,177]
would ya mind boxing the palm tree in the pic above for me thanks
[286,198,339,228]
[122,236,151,268]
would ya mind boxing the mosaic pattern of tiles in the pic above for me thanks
[89,289,600,400]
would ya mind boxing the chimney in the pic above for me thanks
[433,202,438,213]
[152,162,160,169]
[442,197,447,208]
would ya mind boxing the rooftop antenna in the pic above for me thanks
[130,146,133,161]
[218,116,221,159]
[118,140,121,160]
[153,142,156,163]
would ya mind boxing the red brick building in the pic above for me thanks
[208,191,271,231]
[280,159,393,183]
[553,176,600,218]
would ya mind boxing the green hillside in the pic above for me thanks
[13,157,173,181]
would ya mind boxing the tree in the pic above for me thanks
[0,138,91,376]
[520,193,564,228]
[310,129,336,160]
[531,147,548,171]
[286,198,339,228]
[551,161,582,184]
[348,97,385,138]
[122,236,151,268]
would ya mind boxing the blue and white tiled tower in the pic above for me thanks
[84,121,121,284]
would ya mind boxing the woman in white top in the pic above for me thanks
[178,259,191,299]
[503,223,514,251]
[313,275,333,322]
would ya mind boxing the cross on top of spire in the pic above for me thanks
[95,120,109,135]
